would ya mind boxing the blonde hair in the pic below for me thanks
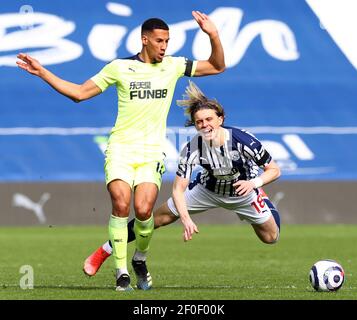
[177,81,225,126]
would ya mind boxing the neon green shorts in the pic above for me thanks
[104,144,166,189]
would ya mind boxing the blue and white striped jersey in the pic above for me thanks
[176,126,272,196]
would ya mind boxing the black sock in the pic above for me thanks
[264,198,281,231]
[127,218,136,242]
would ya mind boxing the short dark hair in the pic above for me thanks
[141,18,169,34]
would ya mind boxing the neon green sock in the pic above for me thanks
[134,214,154,254]
[108,215,128,270]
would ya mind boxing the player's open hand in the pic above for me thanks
[192,11,218,37]
[16,53,44,76]
[233,180,255,196]
[181,217,199,242]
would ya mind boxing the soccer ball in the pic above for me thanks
[309,259,345,292]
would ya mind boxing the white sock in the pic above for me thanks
[116,268,129,279]
[102,241,112,254]
[133,249,147,262]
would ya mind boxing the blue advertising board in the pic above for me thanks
[1,0,357,181]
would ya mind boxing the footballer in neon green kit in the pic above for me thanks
[17,10,225,291]
[91,55,197,188]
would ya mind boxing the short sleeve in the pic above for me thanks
[90,60,120,92]
[172,57,197,78]
[253,145,272,168]
[235,130,272,168]
[245,136,272,168]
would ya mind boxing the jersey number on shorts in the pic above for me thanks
[156,162,165,176]
[250,194,266,214]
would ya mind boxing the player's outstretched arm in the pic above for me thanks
[172,176,199,242]
[17,53,101,103]
[192,11,225,76]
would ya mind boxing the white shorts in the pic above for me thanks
[167,184,272,225]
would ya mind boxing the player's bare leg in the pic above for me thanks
[153,201,179,227]
[251,215,280,244]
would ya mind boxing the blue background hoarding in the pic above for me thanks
[1,0,357,181]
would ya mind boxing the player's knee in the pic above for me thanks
[134,204,153,220]
[112,200,130,217]
[261,230,280,244]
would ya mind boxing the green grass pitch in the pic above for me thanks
[0,224,356,300]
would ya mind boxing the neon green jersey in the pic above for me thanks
[91,55,197,159]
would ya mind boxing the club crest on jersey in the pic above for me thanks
[229,150,240,161]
